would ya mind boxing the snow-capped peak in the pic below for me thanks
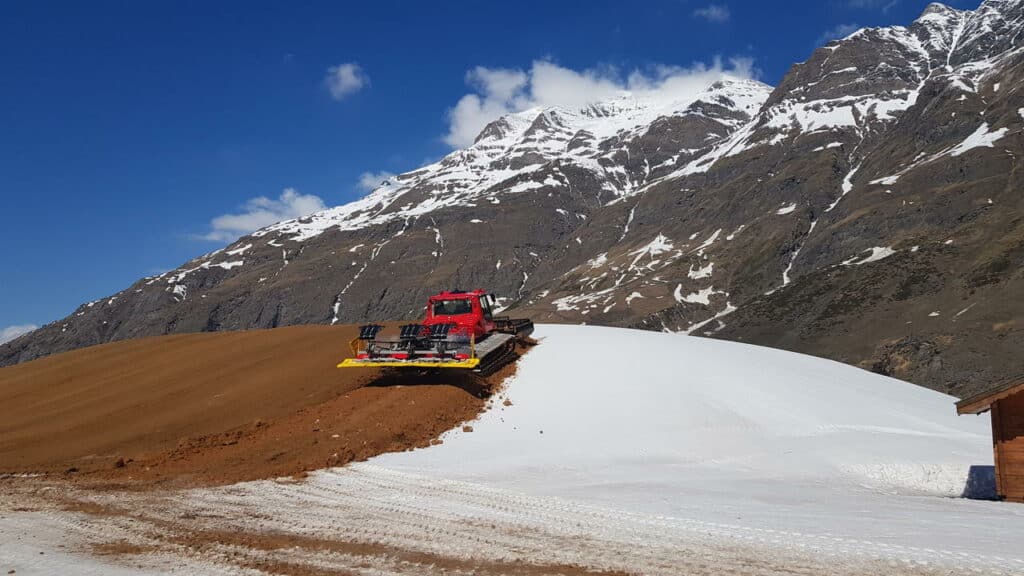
[256,78,771,243]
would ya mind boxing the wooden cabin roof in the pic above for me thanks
[957,375,1024,415]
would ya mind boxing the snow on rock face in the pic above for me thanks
[247,79,770,243]
[868,121,1010,186]
[775,202,797,215]
[225,243,252,256]
[629,233,674,266]
[812,141,843,151]
[842,246,897,265]
[677,285,723,305]
[947,122,1009,156]
[726,0,1019,170]
[687,260,714,279]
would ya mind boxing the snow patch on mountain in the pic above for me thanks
[947,123,1009,156]
[245,79,770,244]
[842,246,897,266]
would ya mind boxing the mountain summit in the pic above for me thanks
[4,0,1022,397]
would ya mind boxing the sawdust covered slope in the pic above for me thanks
[0,325,492,486]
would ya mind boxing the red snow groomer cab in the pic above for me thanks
[337,289,533,375]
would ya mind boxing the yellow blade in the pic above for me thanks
[337,358,481,369]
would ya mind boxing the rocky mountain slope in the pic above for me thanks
[4,0,1022,397]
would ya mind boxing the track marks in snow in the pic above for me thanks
[7,466,1015,576]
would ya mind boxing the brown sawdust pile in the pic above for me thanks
[0,325,513,488]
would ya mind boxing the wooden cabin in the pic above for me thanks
[957,376,1024,503]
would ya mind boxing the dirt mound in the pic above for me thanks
[0,325,507,487]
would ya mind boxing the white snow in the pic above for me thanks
[775,219,817,289]
[693,228,721,256]
[628,233,674,267]
[947,123,1008,157]
[225,243,252,256]
[362,325,1019,568]
[330,296,341,325]
[380,326,993,495]
[870,174,900,186]
[842,246,896,266]
[672,284,685,303]
[677,285,722,305]
[826,162,861,212]
[725,224,745,241]
[212,260,244,270]
[164,258,245,284]
[170,284,186,301]
[775,202,797,215]
[687,261,713,279]
[811,141,842,152]
[955,303,977,317]
[614,204,630,238]
[0,512,222,575]
[867,123,1008,187]
[507,179,545,193]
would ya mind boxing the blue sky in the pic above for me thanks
[0,0,976,338]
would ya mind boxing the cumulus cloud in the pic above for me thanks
[325,63,368,100]
[693,4,731,23]
[817,23,861,45]
[202,188,326,242]
[357,170,397,191]
[443,57,758,148]
[0,324,37,345]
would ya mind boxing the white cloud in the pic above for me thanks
[0,324,37,345]
[203,188,326,242]
[845,0,899,12]
[818,23,861,45]
[357,170,396,191]
[693,4,731,22]
[325,63,368,100]
[444,67,531,148]
[443,57,758,148]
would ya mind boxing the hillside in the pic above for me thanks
[3,0,1022,397]
[0,324,495,485]
[4,324,1022,575]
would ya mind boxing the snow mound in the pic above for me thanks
[376,325,991,503]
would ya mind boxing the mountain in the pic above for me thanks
[3,0,1022,397]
